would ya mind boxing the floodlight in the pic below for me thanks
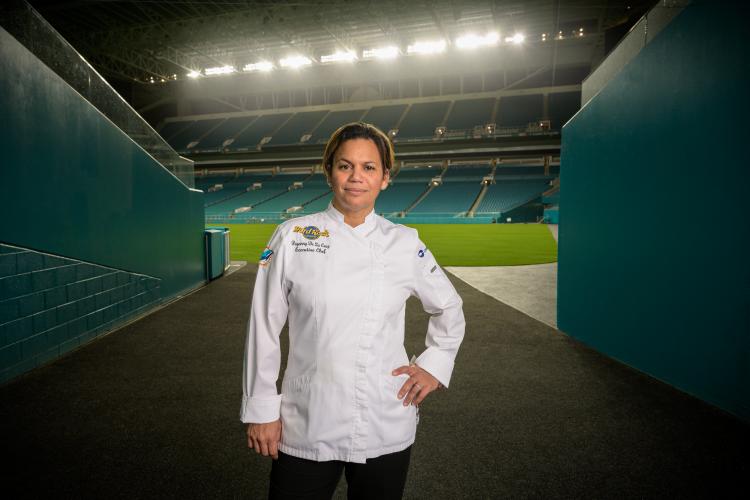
[321,50,357,63]
[187,70,201,78]
[362,46,399,60]
[456,32,499,49]
[205,65,236,75]
[407,39,446,55]
[505,33,525,44]
[280,55,312,69]
[244,61,274,72]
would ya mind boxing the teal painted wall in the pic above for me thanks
[0,28,205,381]
[558,1,749,420]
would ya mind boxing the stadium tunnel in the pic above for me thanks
[1,0,748,497]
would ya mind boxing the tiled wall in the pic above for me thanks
[0,243,161,383]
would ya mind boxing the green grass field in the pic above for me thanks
[207,223,557,266]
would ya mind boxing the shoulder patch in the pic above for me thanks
[259,247,274,267]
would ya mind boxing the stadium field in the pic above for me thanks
[208,223,557,266]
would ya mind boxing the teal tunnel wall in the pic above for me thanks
[558,1,749,421]
[0,27,205,381]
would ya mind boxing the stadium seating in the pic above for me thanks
[167,118,224,151]
[266,110,329,145]
[228,113,292,150]
[375,183,427,214]
[162,90,575,155]
[494,165,545,176]
[476,179,551,214]
[412,182,481,213]
[360,104,407,133]
[308,109,367,144]
[445,98,496,130]
[159,120,194,142]
[442,164,492,181]
[299,191,333,213]
[498,94,544,127]
[395,101,450,140]
[393,165,441,182]
[191,116,253,151]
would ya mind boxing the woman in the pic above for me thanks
[241,122,465,499]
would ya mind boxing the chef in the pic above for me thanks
[241,122,466,499]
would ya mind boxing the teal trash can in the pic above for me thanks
[204,229,225,280]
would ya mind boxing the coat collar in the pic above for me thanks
[325,202,377,234]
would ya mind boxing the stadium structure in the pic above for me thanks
[20,0,644,225]
[1,0,748,497]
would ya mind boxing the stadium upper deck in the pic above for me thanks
[159,87,580,160]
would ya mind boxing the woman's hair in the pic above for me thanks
[322,122,395,179]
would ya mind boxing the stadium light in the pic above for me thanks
[505,33,525,45]
[320,50,357,63]
[541,33,548,41]
[187,70,201,78]
[205,65,236,75]
[455,32,499,50]
[280,55,313,69]
[243,61,274,72]
[362,46,399,60]
[407,39,446,55]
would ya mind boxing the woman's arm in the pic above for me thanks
[241,225,289,428]
[397,235,466,405]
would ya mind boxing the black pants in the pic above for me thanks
[269,446,412,500]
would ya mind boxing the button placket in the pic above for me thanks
[349,242,385,458]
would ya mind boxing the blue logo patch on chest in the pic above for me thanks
[418,248,427,258]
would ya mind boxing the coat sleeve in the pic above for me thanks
[240,224,289,423]
[410,235,466,388]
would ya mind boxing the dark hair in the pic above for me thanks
[322,122,395,179]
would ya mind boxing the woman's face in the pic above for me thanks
[329,138,390,216]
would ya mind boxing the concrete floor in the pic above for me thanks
[447,263,557,328]
[445,224,559,329]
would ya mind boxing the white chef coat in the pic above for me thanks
[240,203,465,464]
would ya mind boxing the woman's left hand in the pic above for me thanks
[392,363,442,407]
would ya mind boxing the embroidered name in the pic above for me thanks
[293,225,329,240]
[291,240,330,254]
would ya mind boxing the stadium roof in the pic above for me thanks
[29,0,655,84]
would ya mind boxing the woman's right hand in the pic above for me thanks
[247,419,282,459]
